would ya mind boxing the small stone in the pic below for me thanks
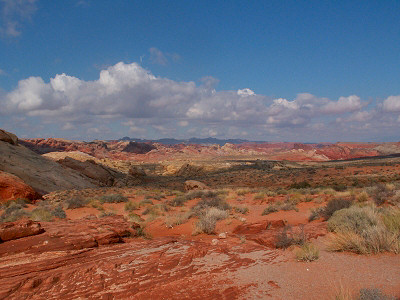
[211,239,219,245]
[218,232,227,239]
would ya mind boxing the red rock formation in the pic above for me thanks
[0,220,44,242]
[0,172,38,203]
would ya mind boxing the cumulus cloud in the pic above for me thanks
[2,60,399,141]
[321,95,365,114]
[0,0,37,37]
[383,95,400,112]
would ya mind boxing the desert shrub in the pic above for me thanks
[233,206,249,215]
[253,192,266,201]
[192,196,231,214]
[358,288,396,300]
[142,206,158,216]
[327,205,400,254]
[194,207,229,234]
[275,225,305,249]
[236,188,250,196]
[30,207,54,222]
[262,205,279,215]
[322,198,353,220]
[52,205,67,219]
[290,181,311,189]
[382,210,400,234]
[327,206,378,235]
[0,202,30,223]
[99,211,116,218]
[139,198,154,206]
[333,184,347,192]
[168,195,186,207]
[308,207,325,222]
[185,190,218,200]
[129,212,144,223]
[262,200,298,216]
[295,242,319,262]
[369,183,395,206]
[155,203,169,212]
[65,197,88,209]
[356,191,369,202]
[164,211,192,227]
[124,201,139,211]
[135,226,152,239]
[89,199,103,210]
[100,194,128,203]
[1,198,29,209]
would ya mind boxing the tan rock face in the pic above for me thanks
[0,171,38,203]
[0,220,44,242]
[0,129,18,145]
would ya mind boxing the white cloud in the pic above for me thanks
[149,47,168,66]
[383,95,400,112]
[0,0,37,37]
[3,60,400,141]
[321,95,365,114]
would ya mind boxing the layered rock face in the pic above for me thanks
[0,130,98,195]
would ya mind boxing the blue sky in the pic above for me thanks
[0,0,400,142]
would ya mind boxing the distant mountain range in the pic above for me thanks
[119,137,265,146]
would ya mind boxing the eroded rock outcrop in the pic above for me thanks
[0,129,18,145]
[0,220,44,242]
[0,171,38,203]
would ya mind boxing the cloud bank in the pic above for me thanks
[1,61,399,141]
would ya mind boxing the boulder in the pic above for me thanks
[0,129,18,145]
[184,180,209,191]
[0,171,38,203]
[0,220,44,242]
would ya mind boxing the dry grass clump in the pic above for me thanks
[262,200,298,216]
[100,194,128,203]
[236,188,251,196]
[65,197,88,209]
[334,287,396,300]
[368,183,395,206]
[295,242,319,262]
[0,202,29,223]
[164,211,192,227]
[124,201,140,211]
[275,225,305,248]
[194,207,229,234]
[233,206,249,215]
[327,205,400,254]
[322,198,353,220]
